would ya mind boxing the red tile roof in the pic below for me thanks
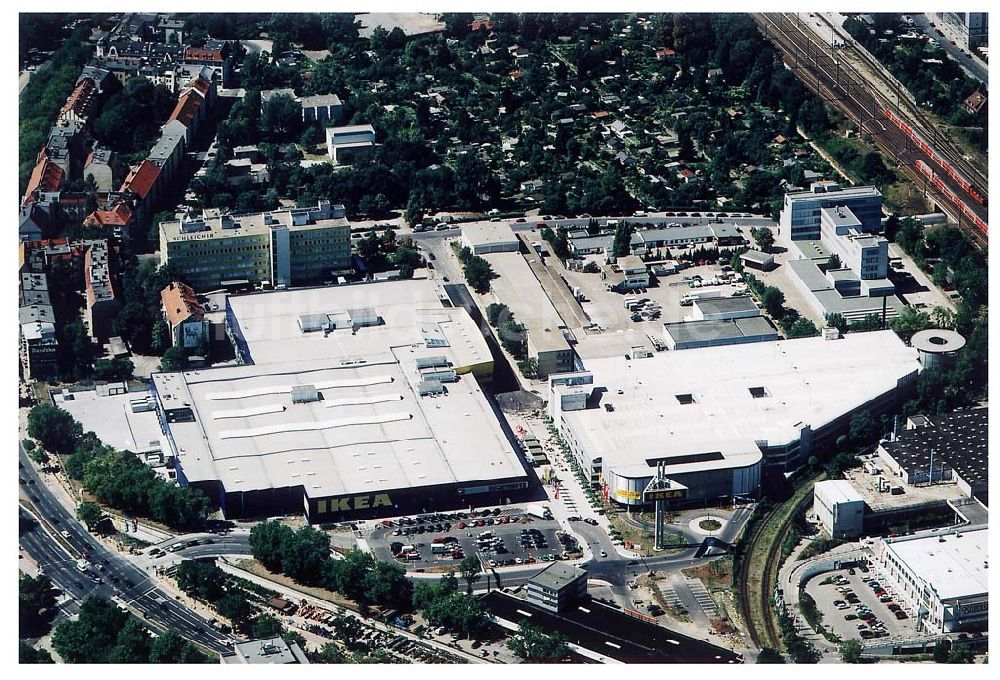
[84,202,134,228]
[168,90,204,127]
[23,154,64,206]
[120,159,161,200]
[161,281,205,327]
[189,77,211,97]
[185,47,223,62]
[60,78,99,119]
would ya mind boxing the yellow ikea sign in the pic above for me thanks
[317,494,393,514]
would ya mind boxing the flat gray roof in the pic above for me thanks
[461,221,518,248]
[529,561,587,590]
[693,296,759,315]
[664,317,776,345]
[739,249,773,264]
[481,252,571,354]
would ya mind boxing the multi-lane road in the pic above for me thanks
[18,444,233,655]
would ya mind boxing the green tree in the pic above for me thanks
[825,312,848,334]
[486,302,509,327]
[252,613,284,639]
[760,287,785,317]
[76,501,103,531]
[216,591,255,631]
[19,573,58,638]
[947,645,975,664]
[175,559,227,602]
[506,623,569,662]
[933,640,952,663]
[282,526,331,585]
[108,617,153,663]
[19,641,54,664]
[159,346,189,372]
[27,404,82,456]
[611,222,633,258]
[249,520,295,573]
[840,638,863,663]
[262,93,303,142]
[462,255,496,294]
[889,305,931,342]
[149,630,213,663]
[52,596,130,663]
[93,357,135,382]
[459,555,482,594]
[785,317,819,339]
[751,227,775,253]
[825,253,842,270]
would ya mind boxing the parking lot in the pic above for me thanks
[804,565,922,642]
[561,256,749,335]
[367,511,575,570]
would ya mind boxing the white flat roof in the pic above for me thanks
[481,252,570,354]
[462,221,518,248]
[153,356,525,499]
[814,479,864,505]
[226,279,492,370]
[561,331,919,476]
[882,527,988,601]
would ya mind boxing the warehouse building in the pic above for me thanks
[160,201,351,290]
[461,221,519,255]
[152,278,528,521]
[662,316,779,351]
[738,249,774,271]
[813,479,866,539]
[870,525,988,634]
[549,330,920,507]
[480,252,574,377]
[689,296,759,322]
[877,408,987,501]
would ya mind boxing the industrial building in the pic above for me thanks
[616,255,650,290]
[910,329,967,371]
[159,201,351,290]
[461,221,520,254]
[739,250,774,271]
[326,124,376,165]
[870,525,988,634]
[548,330,921,507]
[778,181,883,240]
[688,296,759,321]
[662,317,778,351]
[525,562,588,612]
[480,252,574,377]
[813,479,866,540]
[152,279,529,522]
[877,408,987,501]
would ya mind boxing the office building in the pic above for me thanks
[159,201,351,290]
[813,479,866,539]
[871,526,988,633]
[819,206,889,280]
[662,317,778,351]
[224,637,310,664]
[779,181,883,240]
[525,562,588,612]
[617,255,650,290]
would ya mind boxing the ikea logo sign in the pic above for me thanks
[317,494,393,514]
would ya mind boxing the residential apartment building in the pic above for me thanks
[525,563,588,612]
[779,181,883,240]
[19,273,58,380]
[84,241,121,340]
[159,201,351,290]
[161,281,209,348]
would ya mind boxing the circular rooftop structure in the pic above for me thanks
[911,329,966,354]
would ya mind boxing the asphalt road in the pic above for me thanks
[910,13,988,86]
[18,445,232,655]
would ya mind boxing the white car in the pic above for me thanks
[60,530,71,539]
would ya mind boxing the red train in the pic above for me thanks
[884,108,987,207]
[915,160,988,235]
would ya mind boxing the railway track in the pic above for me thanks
[737,487,819,651]
[754,13,987,249]
[810,12,988,193]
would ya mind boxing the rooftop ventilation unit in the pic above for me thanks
[291,384,319,403]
